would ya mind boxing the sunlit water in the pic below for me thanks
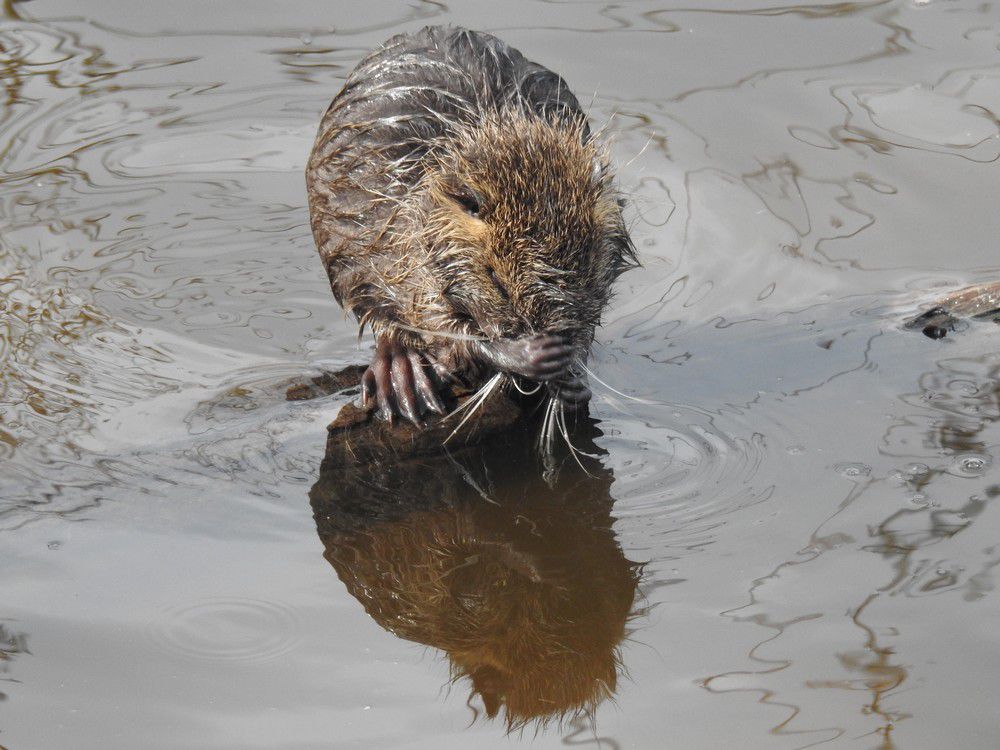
[2,1,999,748]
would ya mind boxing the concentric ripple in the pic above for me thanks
[148,598,301,663]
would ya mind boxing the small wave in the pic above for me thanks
[147,597,301,663]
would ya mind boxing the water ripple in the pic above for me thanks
[148,597,301,663]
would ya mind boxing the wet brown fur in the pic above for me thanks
[306,27,635,381]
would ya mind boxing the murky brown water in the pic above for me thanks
[2,1,999,748]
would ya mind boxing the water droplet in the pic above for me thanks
[947,379,978,396]
[788,445,804,455]
[905,463,930,476]
[835,462,871,478]
[910,493,929,506]
[299,34,313,45]
[947,453,991,478]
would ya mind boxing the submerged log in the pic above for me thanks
[287,366,538,465]
[324,390,528,465]
[905,282,1000,339]
[285,365,368,401]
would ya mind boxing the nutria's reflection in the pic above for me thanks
[309,419,640,729]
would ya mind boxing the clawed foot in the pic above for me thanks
[361,339,453,427]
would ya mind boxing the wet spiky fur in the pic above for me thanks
[306,26,635,379]
[310,426,642,730]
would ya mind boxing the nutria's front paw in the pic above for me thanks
[361,338,449,427]
[479,334,575,382]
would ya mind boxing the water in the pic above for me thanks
[2,1,999,747]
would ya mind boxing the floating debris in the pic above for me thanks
[904,282,1000,339]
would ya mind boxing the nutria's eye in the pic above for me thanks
[449,185,483,218]
[487,266,510,301]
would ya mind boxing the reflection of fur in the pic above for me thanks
[311,423,640,729]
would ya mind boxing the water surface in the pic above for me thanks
[2,1,1000,748]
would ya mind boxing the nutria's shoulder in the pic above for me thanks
[367,25,522,71]
[359,25,550,90]
[322,25,586,134]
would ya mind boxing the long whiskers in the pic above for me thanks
[535,394,599,478]
[621,130,655,171]
[443,372,504,444]
[395,322,488,342]
[537,396,559,456]
[576,359,661,406]
[510,376,543,396]
[438,366,605,478]
[555,400,598,476]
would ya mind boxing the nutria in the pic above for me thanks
[306,26,635,427]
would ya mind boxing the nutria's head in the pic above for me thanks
[412,109,635,359]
